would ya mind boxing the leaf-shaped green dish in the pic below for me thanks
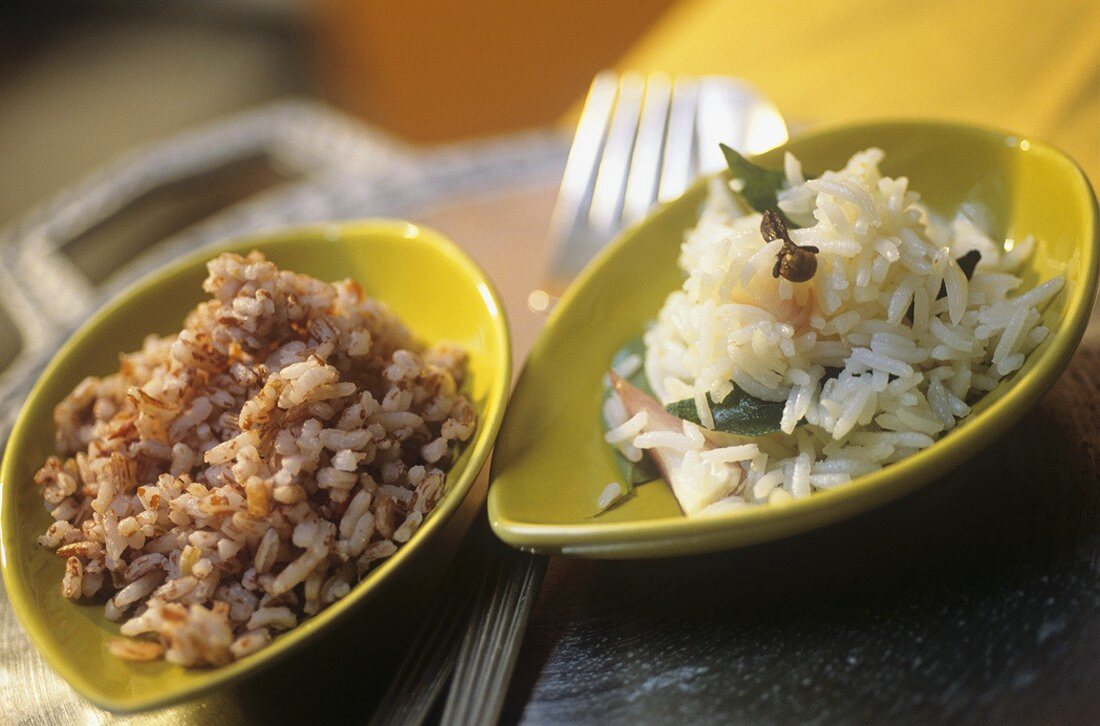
[0,220,511,712]
[488,120,1098,558]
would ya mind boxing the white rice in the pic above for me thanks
[609,148,1064,515]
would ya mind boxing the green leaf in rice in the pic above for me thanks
[955,249,982,280]
[720,144,802,229]
[905,250,983,323]
[937,249,982,299]
[602,337,661,490]
[610,336,654,397]
[665,385,787,437]
[610,447,661,489]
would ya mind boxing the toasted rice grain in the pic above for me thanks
[107,637,165,661]
[35,252,475,666]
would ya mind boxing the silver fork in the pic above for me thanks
[440,74,786,726]
[530,71,788,307]
[369,72,786,726]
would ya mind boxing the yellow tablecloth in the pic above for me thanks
[619,0,1099,183]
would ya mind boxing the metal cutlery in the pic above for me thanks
[372,72,786,726]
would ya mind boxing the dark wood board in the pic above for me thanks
[504,343,1100,725]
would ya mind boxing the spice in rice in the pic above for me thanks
[35,251,476,667]
[603,148,1064,516]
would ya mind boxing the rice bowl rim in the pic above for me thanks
[488,119,1099,558]
[0,219,512,712]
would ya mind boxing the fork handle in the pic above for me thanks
[440,547,548,725]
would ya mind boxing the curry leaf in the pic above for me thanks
[611,336,653,397]
[906,250,983,323]
[720,144,801,229]
[611,447,661,488]
[956,249,981,280]
[939,249,982,299]
[665,385,786,437]
[603,337,661,488]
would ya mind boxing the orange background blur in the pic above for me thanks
[2,0,1095,225]
[311,0,677,142]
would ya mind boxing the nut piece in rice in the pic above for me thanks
[34,251,476,667]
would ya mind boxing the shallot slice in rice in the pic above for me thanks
[610,372,747,515]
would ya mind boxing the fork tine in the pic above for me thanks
[546,72,620,252]
[696,76,747,173]
[374,72,785,726]
[386,72,784,726]
[657,76,700,203]
[695,76,790,173]
[587,73,646,233]
[621,73,673,225]
[439,550,544,726]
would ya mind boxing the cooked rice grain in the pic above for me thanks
[36,252,475,666]
[625,149,1063,514]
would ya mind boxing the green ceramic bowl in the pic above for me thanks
[489,120,1099,558]
[0,220,511,712]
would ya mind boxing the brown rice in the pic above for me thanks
[34,251,476,667]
